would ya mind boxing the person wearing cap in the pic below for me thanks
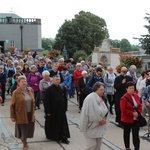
[114,67,133,127]
[85,67,104,93]
[78,70,89,113]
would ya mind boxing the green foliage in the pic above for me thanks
[110,39,121,48]
[42,38,55,50]
[43,50,49,57]
[120,39,131,52]
[130,45,139,51]
[73,50,87,61]
[54,11,109,57]
[139,13,150,54]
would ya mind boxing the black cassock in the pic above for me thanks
[44,84,70,141]
[114,75,132,123]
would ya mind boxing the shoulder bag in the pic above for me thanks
[124,96,147,127]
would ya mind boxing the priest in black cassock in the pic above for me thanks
[114,67,133,127]
[43,75,70,144]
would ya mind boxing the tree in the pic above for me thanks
[42,38,55,50]
[110,39,121,48]
[120,39,131,52]
[53,11,109,57]
[73,50,87,61]
[139,13,150,54]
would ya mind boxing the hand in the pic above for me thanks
[146,102,150,108]
[47,114,51,116]
[78,92,81,95]
[99,118,106,125]
[122,78,126,84]
[133,112,138,118]
[11,118,16,122]
[35,72,39,76]
[34,83,38,86]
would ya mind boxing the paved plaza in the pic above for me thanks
[0,95,150,150]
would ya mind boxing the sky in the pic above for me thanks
[0,0,150,44]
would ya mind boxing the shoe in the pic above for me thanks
[1,103,4,106]
[62,139,70,144]
[38,107,40,109]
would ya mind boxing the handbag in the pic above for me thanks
[124,96,147,127]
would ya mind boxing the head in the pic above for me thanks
[107,66,113,74]
[0,65,4,73]
[7,59,12,66]
[16,66,22,73]
[81,70,87,78]
[121,67,128,76]
[62,67,68,72]
[39,60,44,67]
[30,65,37,73]
[76,63,82,70]
[125,81,135,95]
[7,52,11,57]
[129,65,137,73]
[93,82,105,97]
[14,60,19,67]
[42,70,50,81]
[53,75,61,86]
[52,62,59,71]
[81,60,85,66]
[18,75,27,89]
[95,67,103,76]
[14,73,21,83]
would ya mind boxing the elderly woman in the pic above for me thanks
[39,70,52,104]
[80,82,108,150]
[78,70,89,113]
[104,66,116,115]
[27,65,43,109]
[127,65,137,84]
[10,75,35,150]
[120,81,142,150]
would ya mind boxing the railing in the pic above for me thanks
[0,18,41,25]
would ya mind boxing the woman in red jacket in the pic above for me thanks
[120,81,142,150]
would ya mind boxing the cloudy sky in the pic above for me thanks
[0,0,149,44]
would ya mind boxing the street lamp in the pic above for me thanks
[0,45,2,53]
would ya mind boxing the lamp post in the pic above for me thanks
[0,45,2,53]
[20,25,23,52]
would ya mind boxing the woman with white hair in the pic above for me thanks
[127,65,137,84]
[39,71,52,102]
[77,70,89,113]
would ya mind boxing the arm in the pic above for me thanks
[10,91,16,122]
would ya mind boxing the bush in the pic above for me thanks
[73,50,87,61]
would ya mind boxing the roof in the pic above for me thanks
[0,13,21,18]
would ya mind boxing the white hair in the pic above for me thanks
[81,60,85,63]
[76,63,81,67]
[59,58,64,61]
[14,60,19,63]
[129,65,137,70]
[81,70,87,75]
[42,70,50,77]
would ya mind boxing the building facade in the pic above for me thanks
[0,13,42,53]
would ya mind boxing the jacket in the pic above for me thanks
[73,69,83,87]
[120,93,142,123]
[10,87,35,124]
[27,71,43,91]
[80,92,108,138]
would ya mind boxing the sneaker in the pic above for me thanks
[1,103,4,106]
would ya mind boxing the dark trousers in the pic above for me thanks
[1,84,6,103]
[122,121,140,150]
[34,91,40,108]
[79,93,87,110]
[107,94,115,110]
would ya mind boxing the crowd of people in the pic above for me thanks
[0,51,150,150]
